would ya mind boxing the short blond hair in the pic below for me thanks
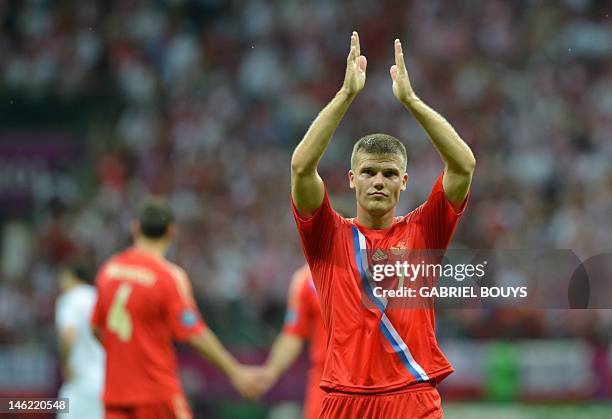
[351,133,407,171]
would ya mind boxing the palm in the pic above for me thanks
[392,78,402,101]
[391,71,410,102]
[345,60,366,92]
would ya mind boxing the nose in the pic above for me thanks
[373,173,385,189]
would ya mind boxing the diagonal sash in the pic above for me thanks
[351,226,429,382]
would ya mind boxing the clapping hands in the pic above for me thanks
[340,32,418,104]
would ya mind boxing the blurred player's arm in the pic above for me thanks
[168,267,264,400]
[291,31,367,216]
[57,326,76,380]
[259,268,311,394]
[188,330,263,400]
[390,39,475,208]
[260,333,305,392]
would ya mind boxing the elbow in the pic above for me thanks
[290,160,303,177]
[290,155,312,178]
[448,153,476,177]
[465,153,476,174]
[460,150,476,175]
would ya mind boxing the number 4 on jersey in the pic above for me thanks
[107,283,133,341]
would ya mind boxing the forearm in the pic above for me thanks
[291,89,355,176]
[291,32,366,214]
[189,329,238,378]
[403,98,475,174]
[265,333,304,380]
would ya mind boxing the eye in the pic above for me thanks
[383,170,398,178]
[362,169,374,176]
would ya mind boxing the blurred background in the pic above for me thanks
[0,0,611,418]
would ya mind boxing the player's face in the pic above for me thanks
[348,152,408,217]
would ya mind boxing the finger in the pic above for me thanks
[347,46,356,63]
[353,31,360,57]
[394,39,400,66]
[395,39,405,70]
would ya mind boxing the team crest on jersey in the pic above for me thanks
[284,310,297,326]
[372,248,388,262]
[390,240,409,256]
[181,309,197,327]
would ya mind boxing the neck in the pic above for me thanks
[356,207,395,229]
[134,237,168,258]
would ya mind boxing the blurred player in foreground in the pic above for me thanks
[92,199,262,419]
[290,32,475,418]
[56,259,104,419]
[260,264,326,419]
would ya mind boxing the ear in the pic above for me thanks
[348,170,356,189]
[401,173,409,191]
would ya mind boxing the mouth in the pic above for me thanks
[369,192,387,198]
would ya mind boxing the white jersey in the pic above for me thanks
[55,285,104,418]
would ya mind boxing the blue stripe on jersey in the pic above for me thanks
[351,226,429,382]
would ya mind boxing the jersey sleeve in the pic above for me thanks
[282,271,311,339]
[164,267,207,342]
[56,296,77,331]
[413,171,469,249]
[58,291,96,331]
[291,189,341,267]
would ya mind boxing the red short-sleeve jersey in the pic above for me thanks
[282,264,326,367]
[291,172,468,394]
[91,247,206,405]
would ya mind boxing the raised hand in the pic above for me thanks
[342,31,367,97]
[390,39,418,104]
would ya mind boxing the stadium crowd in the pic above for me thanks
[0,0,610,349]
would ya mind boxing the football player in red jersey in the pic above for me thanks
[259,264,326,419]
[290,32,475,418]
[92,199,263,419]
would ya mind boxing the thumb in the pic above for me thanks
[358,55,367,72]
[390,65,398,81]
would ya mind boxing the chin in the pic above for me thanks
[364,202,393,216]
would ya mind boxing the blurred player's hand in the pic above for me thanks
[253,365,280,397]
[341,31,367,97]
[229,364,267,400]
[390,39,418,104]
